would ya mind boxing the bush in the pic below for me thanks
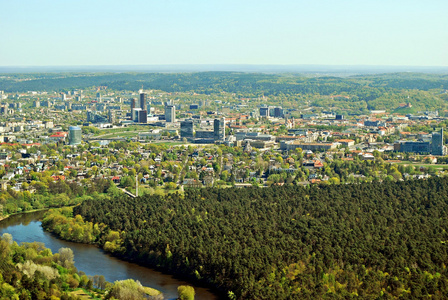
[177,285,195,300]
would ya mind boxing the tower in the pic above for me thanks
[108,110,116,124]
[69,126,82,145]
[130,98,136,118]
[132,108,142,122]
[181,120,194,139]
[431,128,444,155]
[165,105,176,123]
[273,106,283,118]
[214,118,225,141]
[260,106,269,117]
[139,92,147,111]
[138,110,148,123]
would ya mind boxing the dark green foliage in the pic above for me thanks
[73,177,448,299]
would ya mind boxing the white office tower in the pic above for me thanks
[165,105,176,123]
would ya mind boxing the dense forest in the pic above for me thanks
[43,177,448,299]
[1,72,448,113]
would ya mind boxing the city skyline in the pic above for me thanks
[1,0,447,67]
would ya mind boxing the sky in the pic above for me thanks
[0,0,447,67]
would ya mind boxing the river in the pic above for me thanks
[0,210,221,300]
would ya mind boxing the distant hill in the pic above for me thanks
[1,71,447,114]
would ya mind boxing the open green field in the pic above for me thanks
[97,131,141,139]
[389,160,448,169]
[70,289,102,300]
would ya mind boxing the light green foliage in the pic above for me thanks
[0,282,19,300]
[0,233,106,299]
[109,279,147,300]
[177,285,195,300]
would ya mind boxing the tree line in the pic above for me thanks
[0,231,169,299]
[43,177,448,299]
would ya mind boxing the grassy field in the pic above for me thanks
[70,289,102,300]
[94,125,146,136]
[390,160,447,169]
[97,131,141,139]
[151,141,186,146]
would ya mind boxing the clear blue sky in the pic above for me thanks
[1,0,447,66]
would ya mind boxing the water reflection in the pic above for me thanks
[0,211,220,300]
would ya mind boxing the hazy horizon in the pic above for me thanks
[1,64,448,75]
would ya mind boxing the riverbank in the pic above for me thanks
[1,209,220,299]
[0,205,80,223]
[41,208,224,299]
[0,227,114,299]
[0,207,48,223]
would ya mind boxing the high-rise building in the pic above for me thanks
[87,111,94,123]
[138,110,148,123]
[260,107,269,117]
[180,120,194,139]
[108,110,116,124]
[132,108,142,122]
[165,105,176,123]
[130,98,136,111]
[69,126,82,145]
[33,101,40,108]
[431,128,444,155]
[214,118,225,141]
[139,92,147,111]
[273,107,283,118]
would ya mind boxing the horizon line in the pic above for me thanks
[1,64,448,75]
[1,63,448,67]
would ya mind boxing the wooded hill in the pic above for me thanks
[66,177,448,299]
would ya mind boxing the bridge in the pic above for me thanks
[120,188,137,198]
[84,137,128,141]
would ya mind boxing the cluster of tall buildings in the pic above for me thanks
[180,118,225,143]
[259,106,283,118]
[130,92,151,123]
